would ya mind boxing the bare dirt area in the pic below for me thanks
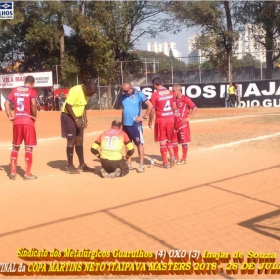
[0,106,280,279]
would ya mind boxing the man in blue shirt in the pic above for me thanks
[121,82,152,173]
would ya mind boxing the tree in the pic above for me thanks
[238,1,280,79]
[165,1,240,82]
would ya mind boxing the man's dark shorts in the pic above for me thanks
[100,158,129,177]
[122,125,143,146]
[61,112,84,139]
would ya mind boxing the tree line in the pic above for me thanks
[1,1,280,86]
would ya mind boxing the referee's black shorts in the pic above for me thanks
[100,158,129,177]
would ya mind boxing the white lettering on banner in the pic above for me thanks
[203,85,216,98]
[0,72,53,88]
[139,83,280,108]
[261,82,275,96]
[186,85,201,98]
[240,98,280,107]
[244,83,262,97]
[220,85,226,98]
[142,87,153,99]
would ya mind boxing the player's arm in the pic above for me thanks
[65,103,83,129]
[124,141,134,160]
[148,107,155,128]
[83,110,88,128]
[91,140,101,158]
[148,93,156,128]
[123,132,134,159]
[186,106,198,122]
[4,99,14,121]
[143,99,153,119]
[30,97,37,121]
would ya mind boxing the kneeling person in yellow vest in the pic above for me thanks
[91,120,134,178]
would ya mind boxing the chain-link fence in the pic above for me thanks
[53,51,280,109]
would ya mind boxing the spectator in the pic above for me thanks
[228,82,236,107]
[235,83,241,107]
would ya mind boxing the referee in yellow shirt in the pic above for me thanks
[61,79,97,174]
[228,82,236,107]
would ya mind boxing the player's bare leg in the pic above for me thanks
[137,144,145,173]
[75,135,94,173]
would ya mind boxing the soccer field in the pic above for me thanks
[0,107,280,278]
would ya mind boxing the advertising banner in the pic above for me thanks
[140,80,280,108]
[0,72,53,88]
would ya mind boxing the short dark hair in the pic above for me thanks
[152,76,163,86]
[25,75,35,85]
[111,120,122,129]
[84,79,97,94]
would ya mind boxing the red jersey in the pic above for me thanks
[174,95,196,123]
[151,87,176,123]
[7,86,37,126]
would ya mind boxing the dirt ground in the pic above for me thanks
[0,106,280,279]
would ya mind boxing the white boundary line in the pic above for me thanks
[0,113,279,148]
[201,133,280,151]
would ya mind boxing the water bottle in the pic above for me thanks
[150,158,155,168]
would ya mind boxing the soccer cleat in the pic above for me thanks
[137,165,145,173]
[177,159,186,165]
[170,157,176,168]
[78,164,95,173]
[65,165,80,174]
[128,164,134,170]
[23,174,38,180]
[9,173,16,180]
[162,163,170,169]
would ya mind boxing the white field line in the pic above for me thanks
[201,132,280,151]
[0,113,279,148]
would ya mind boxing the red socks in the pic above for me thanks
[10,150,18,174]
[25,151,33,176]
[182,144,188,161]
[173,143,179,160]
[160,145,168,164]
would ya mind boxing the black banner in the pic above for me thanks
[139,80,280,108]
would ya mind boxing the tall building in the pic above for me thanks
[187,35,206,63]
[147,41,182,60]
[188,27,266,63]
[244,24,266,62]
